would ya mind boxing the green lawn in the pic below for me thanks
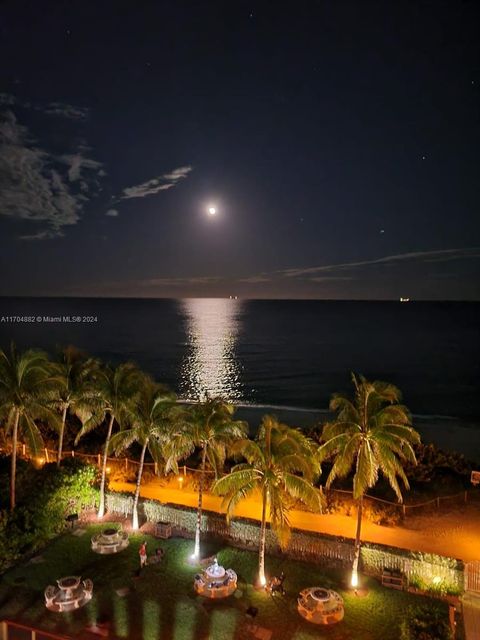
[0,524,450,639]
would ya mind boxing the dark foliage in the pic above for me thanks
[0,457,97,569]
[400,604,453,640]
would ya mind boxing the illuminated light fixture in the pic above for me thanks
[97,502,105,519]
[351,570,359,589]
[106,466,111,474]
[208,206,216,215]
[432,576,442,585]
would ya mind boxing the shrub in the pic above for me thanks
[405,443,471,486]
[400,604,453,640]
[0,458,98,570]
[323,490,402,525]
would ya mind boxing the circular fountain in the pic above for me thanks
[91,527,129,554]
[297,587,344,624]
[194,558,237,599]
[44,576,93,612]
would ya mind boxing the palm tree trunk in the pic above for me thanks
[57,404,68,468]
[258,488,268,586]
[194,444,207,559]
[132,439,148,530]
[351,496,363,588]
[97,414,115,518]
[9,409,20,512]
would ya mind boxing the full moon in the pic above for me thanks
[208,206,216,215]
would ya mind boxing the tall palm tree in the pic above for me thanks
[169,396,248,560]
[318,373,421,588]
[213,415,323,586]
[0,344,59,511]
[108,377,179,530]
[49,346,100,467]
[75,362,143,518]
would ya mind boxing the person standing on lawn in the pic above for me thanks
[139,541,147,567]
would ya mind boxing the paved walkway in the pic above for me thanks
[463,593,480,640]
[112,478,480,639]
[110,479,480,562]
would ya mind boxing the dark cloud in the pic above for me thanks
[278,249,480,279]
[42,102,90,121]
[0,107,103,239]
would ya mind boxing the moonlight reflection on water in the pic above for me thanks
[178,298,244,401]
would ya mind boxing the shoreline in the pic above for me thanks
[232,405,480,462]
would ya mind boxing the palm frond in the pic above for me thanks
[283,473,324,513]
[353,440,378,498]
[20,413,44,456]
[108,429,137,454]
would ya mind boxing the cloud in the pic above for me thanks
[139,276,220,287]
[0,93,89,121]
[161,166,193,181]
[278,248,480,278]
[58,153,103,182]
[105,209,119,217]
[120,165,192,200]
[309,276,355,282]
[237,275,272,283]
[42,102,89,121]
[0,93,16,106]
[0,109,104,239]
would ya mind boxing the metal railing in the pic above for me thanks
[326,487,480,516]
[2,443,479,516]
[0,444,215,476]
[0,619,71,640]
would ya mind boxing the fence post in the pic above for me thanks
[402,504,406,517]
[97,454,101,467]
[0,620,8,640]
[125,458,128,472]
[22,443,26,456]
[184,465,187,476]
[436,497,440,509]
[71,450,75,457]
[45,448,49,463]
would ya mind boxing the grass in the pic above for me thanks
[0,523,451,639]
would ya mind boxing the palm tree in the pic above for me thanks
[75,362,143,518]
[49,346,100,467]
[169,396,248,560]
[108,377,178,530]
[213,415,323,586]
[0,344,60,511]
[318,373,421,588]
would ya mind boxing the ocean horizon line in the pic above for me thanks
[1,295,479,303]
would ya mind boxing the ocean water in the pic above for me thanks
[1,298,479,455]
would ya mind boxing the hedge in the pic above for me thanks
[105,490,464,595]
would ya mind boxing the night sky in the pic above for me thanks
[1,1,479,300]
